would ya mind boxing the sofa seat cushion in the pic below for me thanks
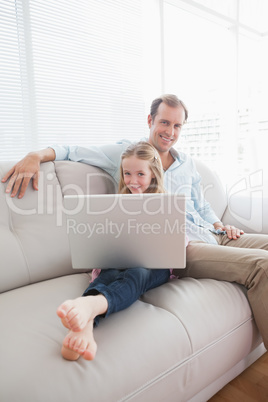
[0,273,190,402]
[141,278,262,401]
[0,274,262,402]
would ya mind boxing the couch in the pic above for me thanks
[0,159,266,402]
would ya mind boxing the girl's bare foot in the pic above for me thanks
[56,295,108,332]
[61,320,97,361]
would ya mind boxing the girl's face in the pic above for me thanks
[122,155,155,194]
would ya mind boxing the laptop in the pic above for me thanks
[63,193,186,269]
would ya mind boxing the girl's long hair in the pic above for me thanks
[118,141,165,194]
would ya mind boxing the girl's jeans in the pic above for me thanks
[83,268,170,326]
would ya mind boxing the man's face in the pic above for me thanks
[147,103,185,154]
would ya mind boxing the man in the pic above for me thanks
[2,94,268,352]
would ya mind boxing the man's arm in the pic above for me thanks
[1,148,56,199]
[2,140,130,199]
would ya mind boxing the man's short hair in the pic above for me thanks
[150,94,188,123]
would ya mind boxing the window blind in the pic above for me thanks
[0,0,29,161]
[0,0,147,161]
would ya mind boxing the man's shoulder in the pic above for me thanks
[171,148,195,165]
[116,139,133,146]
[99,139,133,153]
[100,139,131,148]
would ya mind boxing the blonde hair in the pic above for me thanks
[118,141,165,194]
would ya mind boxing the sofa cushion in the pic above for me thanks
[0,161,117,293]
[194,159,227,220]
[0,274,262,402]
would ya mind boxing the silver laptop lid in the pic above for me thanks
[64,193,186,269]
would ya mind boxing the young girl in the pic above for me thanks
[56,142,171,361]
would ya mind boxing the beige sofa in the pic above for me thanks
[0,159,266,402]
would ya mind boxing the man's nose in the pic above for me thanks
[165,126,174,136]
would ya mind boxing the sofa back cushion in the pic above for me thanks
[194,159,227,220]
[0,161,116,293]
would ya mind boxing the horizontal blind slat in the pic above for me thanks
[0,0,146,161]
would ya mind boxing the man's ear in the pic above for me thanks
[147,114,153,128]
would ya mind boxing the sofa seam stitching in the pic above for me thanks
[117,315,255,401]
[6,195,32,284]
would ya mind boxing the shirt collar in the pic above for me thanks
[170,147,186,164]
[142,137,185,163]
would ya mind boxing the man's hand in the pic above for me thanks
[1,153,41,199]
[213,221,244,240]
[1,148,56,199]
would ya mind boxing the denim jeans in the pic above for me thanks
[83,268,170,326]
